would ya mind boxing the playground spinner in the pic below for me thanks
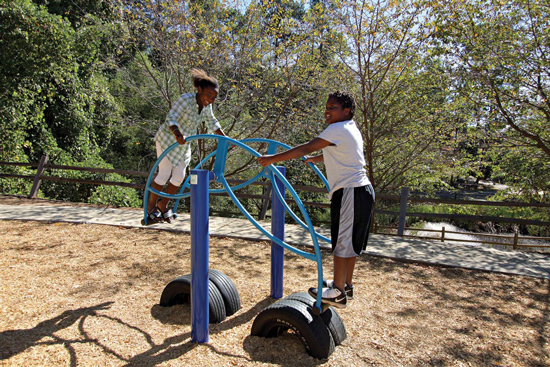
[142,135,346,359]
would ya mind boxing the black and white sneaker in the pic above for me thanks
[308,286,347,308]
[323,279,354,300]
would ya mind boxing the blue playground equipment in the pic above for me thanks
[144,135,345,358]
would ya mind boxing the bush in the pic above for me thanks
[87,174,141,208]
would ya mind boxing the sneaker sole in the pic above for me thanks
[308,288,347,309]
[321,299,347,309]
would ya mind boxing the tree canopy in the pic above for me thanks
[1,0,549,205]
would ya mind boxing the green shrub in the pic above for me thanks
[88,174,141,207]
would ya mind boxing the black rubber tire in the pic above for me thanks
[285,292,347,346]
[206,280,227,323]
[208,269,241,316]
[159,274,191,306]
[251,299,335,359]
[319,307,347,346]
[284,292,316,307]
[159,274,227,323]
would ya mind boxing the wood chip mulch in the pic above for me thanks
[0,195,549,366]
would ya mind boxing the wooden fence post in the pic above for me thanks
[441,226,446,242]
[397,187,409,236]
[513,232,519,250]
[258,182,272,221]
[28,155,48,199]
[371,200,377,234]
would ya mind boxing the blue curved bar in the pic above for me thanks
[270,181,332,245]
[265,168,325,309]
[241,138,330,190]
[184,149,266,195]
[219,175,316,260]
[182,137,329,197]
[208,171,266,194]
[243,138,331,244]
[142,134,329,311]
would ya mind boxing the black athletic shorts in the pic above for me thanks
[330,185,375,257]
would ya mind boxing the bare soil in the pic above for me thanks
[0,195,549,366]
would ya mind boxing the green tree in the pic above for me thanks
[325,0,454,193]
[0,0,135,205]
[432,0,550,200]
[119,0,337,171]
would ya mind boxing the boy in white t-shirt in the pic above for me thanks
[258,91,375,308]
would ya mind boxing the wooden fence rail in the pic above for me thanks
[1,155,550,249]
[376,225,550,250]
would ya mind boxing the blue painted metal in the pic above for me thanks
[270,166,285,299]
[239,138,330,190]
[241,138,331,245]
[176,137,329,197]
[144,134,329,313]
[190,169,210,343]
[270,178,332,244]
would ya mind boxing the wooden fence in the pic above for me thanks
[1,155,550,250]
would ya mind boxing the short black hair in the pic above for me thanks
[328,90,355,118]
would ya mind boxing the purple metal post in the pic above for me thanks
[270,166,285,299]
[190,169,210,343]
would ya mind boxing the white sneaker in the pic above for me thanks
[308,286,347,308]
[323,279,354,299]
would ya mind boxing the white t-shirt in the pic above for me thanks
[318,120,371,199]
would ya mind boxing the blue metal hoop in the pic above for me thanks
[142,134,330,312]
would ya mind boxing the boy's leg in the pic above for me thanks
[323,186,373,300]
[147,181,164,212]
[156,158,187,213]
[156,183,179,212]
[309,255,349,308]
[334,256,356,287]
[333,256,348,292]
[345,256,356,286]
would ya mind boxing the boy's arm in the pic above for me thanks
[165,95,188,144]
[214,128,226,137]
[304,154,324,164]
[258,138,331,167]
[205,104,222,133]
[169,125,185,145]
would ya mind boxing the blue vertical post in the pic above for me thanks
[190,169,210,343]
[270,166,285,299]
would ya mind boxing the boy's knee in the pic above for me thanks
[169,173,185,187]
[169,178,184,187]
[154,172,170,186]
